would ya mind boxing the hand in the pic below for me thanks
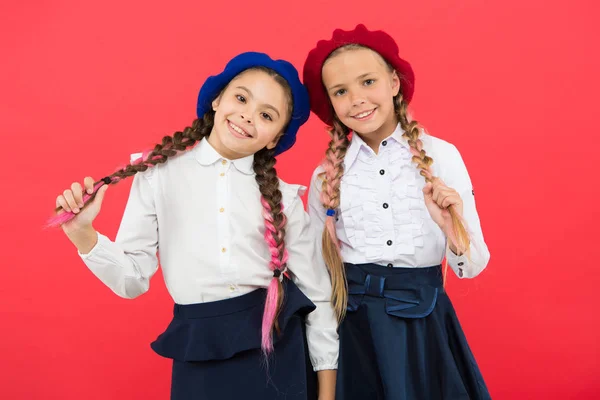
[55,176,108,234]
[422,177,463,229]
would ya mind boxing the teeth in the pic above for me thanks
[355,110,374,118]
[229,122,250,137]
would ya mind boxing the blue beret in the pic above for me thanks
[197,52,310,156]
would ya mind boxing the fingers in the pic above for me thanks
[94,184,109,205]
[83,176,95,194]
[422,182,433,197]
[434,189,459,208]
[431,182,446,204]
[56,194,70,212]
[430,179,461,209]
[440,193,460,209]
[56,177,95,213]
[62,188,80,213]
[71,182,84,208]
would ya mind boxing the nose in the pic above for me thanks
[350,91,366,107]
[240,113,252,124]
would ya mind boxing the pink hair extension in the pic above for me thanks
[261,278,280,353]
[45,179,110,228]
[46,145,171,229]
[320,131,346,251]
[113,150,151,176]
[135,149,152,164]
[320,134,345,206]
[260,197,289,353]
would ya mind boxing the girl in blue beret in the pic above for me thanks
[49,52,338,400]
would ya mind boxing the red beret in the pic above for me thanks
[303,24,415,126]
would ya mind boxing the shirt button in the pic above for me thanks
[219,207,225,213]
[229,284,236,292]
[382,203,389,209]
[221,160,227,165]
[382,140,387,146]
[221,247,227,253]
[379,169,385,175]
[387,263,393,268]
[387,240,393,246]
[220,172,225,177]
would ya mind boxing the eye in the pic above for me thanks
[261,112,273,121]
[236,95,246,103]
[334,88,347,96]
[364,79,375,86]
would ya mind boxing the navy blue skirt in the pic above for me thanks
[151,280,318,400]
[336,263,490,400]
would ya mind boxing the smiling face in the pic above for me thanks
[207,68,292,160]
[322,46,401,148]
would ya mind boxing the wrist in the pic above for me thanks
[65,225,98,254]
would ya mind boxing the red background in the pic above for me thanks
[1,0,599,398]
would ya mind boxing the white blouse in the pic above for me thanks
[308,123,490,279]
[78,138,339,371]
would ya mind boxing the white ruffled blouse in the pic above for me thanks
[308,124,490,278]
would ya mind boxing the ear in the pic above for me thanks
[391,70,401,97]
[266,133,283,150]
[212,95,221,111]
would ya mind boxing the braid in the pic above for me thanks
[253,147,287,354]
[320,117,351,322]
[48,112,214,227]
[394,95,471,265]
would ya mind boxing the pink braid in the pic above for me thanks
[45,146,162,228]
[47,116,212,228]
[260,197,288,353]
[45,180,109,228]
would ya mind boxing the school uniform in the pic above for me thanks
[308,124,491,400]
[79,139,339,399]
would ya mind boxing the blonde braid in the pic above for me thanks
[319,117,351,322]
[395,96,470,280]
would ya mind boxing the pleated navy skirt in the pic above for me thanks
[336,263,491,400]
[151,280,318,400]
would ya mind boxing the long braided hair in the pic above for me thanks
[319,45,471,322]
[49,67,294,354]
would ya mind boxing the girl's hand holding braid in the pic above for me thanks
[423,177,468,255]
[54,176,110,253]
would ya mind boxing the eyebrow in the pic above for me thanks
[236,86,281,118]
[326,73,377,91]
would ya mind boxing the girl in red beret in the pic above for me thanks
[304,25,491,399]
